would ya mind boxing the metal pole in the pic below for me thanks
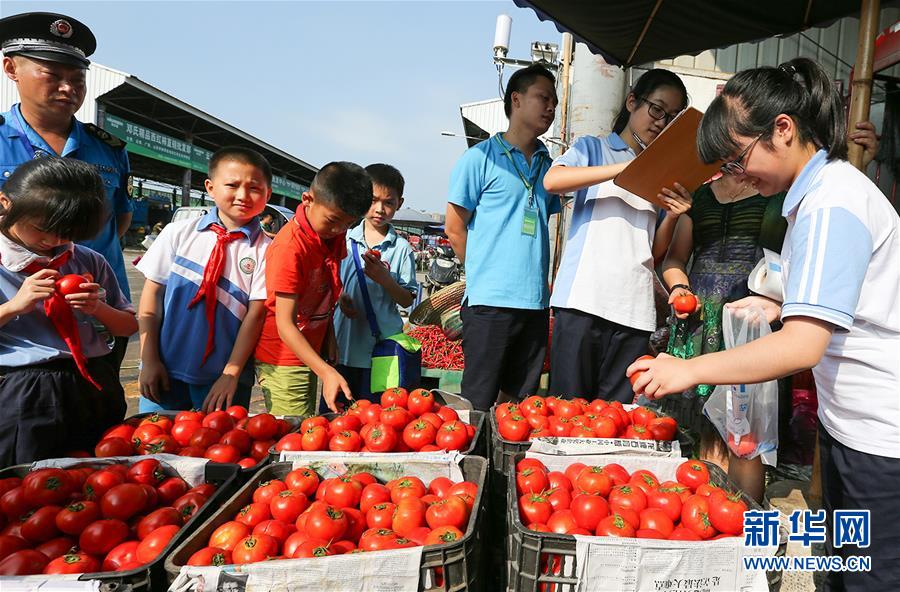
[181,133,193,207]
[847,0,881,170]
[551,33,575,284]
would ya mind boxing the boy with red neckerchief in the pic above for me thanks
[254,162,372,416]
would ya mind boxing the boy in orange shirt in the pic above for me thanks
[255,162,372,415]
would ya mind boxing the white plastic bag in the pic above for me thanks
[702,306,778,466]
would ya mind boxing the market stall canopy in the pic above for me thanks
[513,0,899,67]
[393,208,440,224]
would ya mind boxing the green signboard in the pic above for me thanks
[102,113,307,199]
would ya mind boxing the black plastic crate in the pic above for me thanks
[505,452,784,592]
[164,456,489,592]
[0,457,239,592]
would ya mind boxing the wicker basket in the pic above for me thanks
[410,280,466,326]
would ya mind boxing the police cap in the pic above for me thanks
[0,12,96,68]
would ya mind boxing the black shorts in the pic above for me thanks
[549,307,650,403]
[0,357,127,467]
[459,302,548,411]
[820,429,900,591]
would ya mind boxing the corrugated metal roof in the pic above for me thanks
[460,98,508,137]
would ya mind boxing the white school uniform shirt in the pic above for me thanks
[780,150,900,458]
[550,133,659,331]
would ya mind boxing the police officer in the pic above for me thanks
[0,12,134,373]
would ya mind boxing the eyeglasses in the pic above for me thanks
[640,97,680,125]
[720,133,764,176]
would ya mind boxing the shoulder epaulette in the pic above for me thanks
[83,123,126,150]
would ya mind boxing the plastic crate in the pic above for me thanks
[505,452,784,592]
[164,456,489,592]
[123,411,302,478]
[0,457,239,592]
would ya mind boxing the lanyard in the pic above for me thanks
[9,106,40,158]
[494,135,545,207]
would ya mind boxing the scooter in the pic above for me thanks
[422,245,461,297]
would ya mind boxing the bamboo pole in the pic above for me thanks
[847,0,881,170]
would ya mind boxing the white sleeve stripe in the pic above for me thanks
[796,208,818,303]
[782,302,852,329]
[809,207,830,305]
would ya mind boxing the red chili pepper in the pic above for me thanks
[408,326,464,370]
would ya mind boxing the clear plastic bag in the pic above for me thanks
[702,306,779,465]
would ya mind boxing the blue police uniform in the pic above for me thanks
[0,104,133,301]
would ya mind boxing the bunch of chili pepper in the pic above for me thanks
[407,325,465,370]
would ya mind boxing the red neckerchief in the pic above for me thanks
[187,223,245,365]
[7,250,102,389]
[294,205,346,303]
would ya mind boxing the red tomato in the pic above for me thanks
[673,294,699,314]
[205,444,241,464]
[23,469,72,507]
[379,406,412,431]
[546,487,572,512]
[435,406,459,423]
[364,423,399,452]
[253,480,288,505]
[0,549,49,575]
[639,507,675,537]
[250,439,275,460]
[392,498,426,537]
[220,429,252,455]
[131,424,164,449]
[574,466,613,497]
[595,514,636,537]
[246,414,279,440]
[328,430,362,452]
[518,493,552,525]
[139,413,173,433]
[570,494,610,531]
[681,495,717,539]
[175,410,205,423]
[128,459,165,487]
[628,470,660,495]
[365,503,396,529]
[516,467,549,495]
[269,490,309,523]
[727,432,758,457]
[79,519,129,555]
[225,405,249,420]
[324,476,363,508]
[425,496,469,530]
[274,433,303,452]
[101,424,135,442]
[34,536,75,560]
[157,477,190,506]
[406,389,434,416]
[100,483,149,521]
[402,420,437,451]
[136,524,180,563]
[305,506,348,541]
[358,483,391,514]
[173,492,209,522]
[292,539,334,558]
[425,525,464,545]
[648,416,678,441]
[189,427,222,449]
[562,462,587,486]
[55,274,88,296]
[380,387,408,409]
[284,468,319,497]
[235,502,272,528]
[0,534,29,561]
[44,551,100,575]
[675,460,711,491]
[137,507,182,540]
[178,446,206,458]
[498,414,531,442]
[141,434,179,455]
[187,546,232,566]
[253,519,295,546]
[188,484,217,498]
[202,411,235,434]
[209,521,250,551]
[329,414,362,435]
[547,509,578,534]
[708,491,747,535]
[82,470,125,501]
[358,528,399,552]
[623,424,653,440]
[608,485,648,513]
[359,404,382,425]
[647,487,683,522]
[21,505,62,543]
[628,355,655,387]
[669,526,702,541]
[102,540,140,571]
[282,531,311,558]
[388,477,427,503]
[435,420,469,451]
[301,426,328,451]
[94,437,134,457]
[427,477,454,498]
[601,463,631,486]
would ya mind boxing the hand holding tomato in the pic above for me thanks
[627,353,697,399]
[362,250,391,286]
[59,275,103,315]
[6,269,58,315]
[668,287,697,319]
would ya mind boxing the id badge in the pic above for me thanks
[521,206,538,237]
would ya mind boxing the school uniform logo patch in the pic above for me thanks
[239,257,256,274]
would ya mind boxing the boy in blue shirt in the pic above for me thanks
[333,164,418,403]
[137,147,272,412]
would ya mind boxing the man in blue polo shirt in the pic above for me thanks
[445,64,559,410]
[0,12,133,369]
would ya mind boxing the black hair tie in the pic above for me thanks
[779,63,798,77]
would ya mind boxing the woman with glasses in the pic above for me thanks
[630,57,900,590]
[543,69,691,403]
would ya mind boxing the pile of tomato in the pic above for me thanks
[186,467,478,564]
[516,458,748,541]
[272,388,476,453]
[94,407,294,469]
[495,397,678,443]
[0,461,218,575]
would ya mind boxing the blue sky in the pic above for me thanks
[3,1,562,213]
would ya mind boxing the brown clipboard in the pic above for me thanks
[613,107,722,207]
